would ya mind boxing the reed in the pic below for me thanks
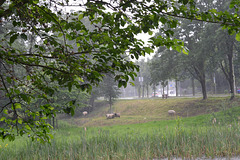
[1,119,240,160]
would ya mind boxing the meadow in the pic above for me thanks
[1,96,240,160]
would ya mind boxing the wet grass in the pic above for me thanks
[68,96,240,127]
[1,118,240,159]
[1,96,240,159]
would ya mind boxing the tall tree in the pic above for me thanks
[216,30,238,99]
[98,73,121,113]
[135,60,152,98]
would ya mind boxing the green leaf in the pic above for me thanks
[122,81,127,88]
[77,76,84,82]
[27,75,31,80]
[148,30,153,35]
[10,34,19,44]
[175,45,182,53]
[25,125,31,130]
[236,32,240,41]
[144,47,153,54]
[0,117,6,121]
[209,9,217,13]
[18,119,22,124]
[78,14,84,20]
[13,21,17,26]
[182,48,189,55]
[15,103,21,109]
[49,106,54,110]
[20,33,27,40]
[3,109,8,115]
[14,88,20,94]
[196,16,202,20]
[70,107,75,116]
[20,94,31,103]
[118,80,123,88]
[68,82,72,92]
[58,33,63,37]
[183,0,188,5]
[6,77,11,83]
[129,82,135,86]
[48,134,54,139]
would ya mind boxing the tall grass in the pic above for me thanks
[1,119,240,160]
[1,98,240,160]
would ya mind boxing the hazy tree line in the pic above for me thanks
[133,0,240,100]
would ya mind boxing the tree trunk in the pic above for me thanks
[153,85,156,97]
[191,77,195,96]
[213,73,217,94]
[109,96,112,113]
[236,84,238,96]
[146,84,149,98]
[89,93,95,107]
[175,79,178,97]
[142,85,144,98]
[220,35,236,100]
[138,86,141,98]
[162,86,165,96]
[179,81,181,96]
[227,52,235,100]
[200,76,207,100]
[167,81,169,95]
[193,64,207,100]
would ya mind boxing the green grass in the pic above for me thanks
[1,97,240,159]
[67,96,240,127]
[2,120,240,159]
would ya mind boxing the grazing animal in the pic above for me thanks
[83,111,88,116]
[168,110,176,116]
[162,94,168,99]
[114,113,120,118]
[106,113,115,119]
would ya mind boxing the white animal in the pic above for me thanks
[114,113,120,118]
[83,111,88,116]
[106,113,115,119]
[168,110,176,116]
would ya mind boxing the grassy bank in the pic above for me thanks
[1,120,240,159]
[66,96,240,127]
[1,97,240,159]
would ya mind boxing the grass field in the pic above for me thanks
[1,96,240,160]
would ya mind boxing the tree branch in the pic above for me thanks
[0,74,14,111]
[160,12,237,27]
[219,61,230,81]
[7,58,70,74]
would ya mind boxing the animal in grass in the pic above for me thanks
[114,112,120,118]
[168,110,176,116]
[106,113,115,119]
[82,111,88,116]
[162,94,168,99]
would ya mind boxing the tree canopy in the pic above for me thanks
[1,0,240,142]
